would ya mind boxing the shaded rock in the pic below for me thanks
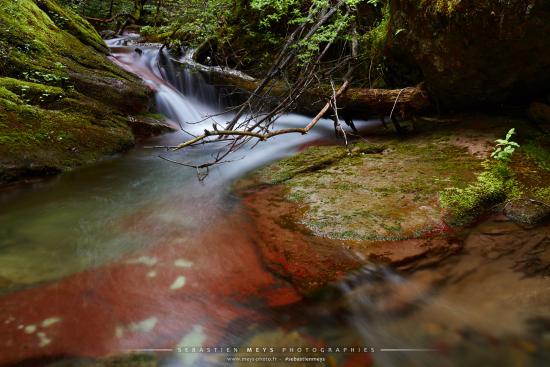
[527,101,550,124]
[505,199,550,227]
[386,0,550,108]
[0,164,62,186]
[99,30,117,40]
[127,116,176,138]
[68,72,150,114]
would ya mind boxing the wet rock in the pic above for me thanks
[251,140,480,241]
[0,275,13,290]
[528,101,550,124]
[127,116,176,138]
[505,199,550,228]
[100,30,118,40]
[237,116,550,294]
[68,72,151,114]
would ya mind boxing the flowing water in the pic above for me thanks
[0,38,548,367]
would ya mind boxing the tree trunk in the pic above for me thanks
[109,0,114,18]
[154,0,162,27]
[200,66,430,118]
[132,0,144,22]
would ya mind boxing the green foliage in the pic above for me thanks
[361,2,390,58]
[140,25,155,35]
[22,71,70,86]
[296,12,354,64]
[522,134,550,171]
[441,129,522,224]
[491,128,520,162]
[419,0,462,16]
[59,0,134,20]
[534,186,550,203]
[250,0,366,64]
[440,163,521,224]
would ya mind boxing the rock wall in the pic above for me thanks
[385,0,550,108]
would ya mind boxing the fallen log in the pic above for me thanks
[169,57,431,119]
[339,83,431,119]
[85,14,133,24]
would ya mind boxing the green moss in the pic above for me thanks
[440,163,522,225]
[0,0,152,183]
[0,0,141,85]
[419,0,463,16]
[533,186,550,203]
[363,3,391,59]
[0,77,66,106]
[522,135,550,171]
[0,86,22,106]
[35,0,108,53]
[260,142,386,184]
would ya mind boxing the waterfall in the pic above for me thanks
[106,42,375,179]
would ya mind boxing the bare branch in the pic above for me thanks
[172,78,353,151]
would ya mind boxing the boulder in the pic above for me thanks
[385,0,550,108]
[528,101,550,124]
[0,0,153,184]
[505,199,550,228]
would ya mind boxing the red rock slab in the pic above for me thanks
[240,185,363,294]
[239,184,459,295]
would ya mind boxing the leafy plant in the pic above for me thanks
[22,70,70,86]
[491,128,520,162]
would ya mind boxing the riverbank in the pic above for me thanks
[229,113,550,364]
[234,114,550,294]
[0,1,175,186]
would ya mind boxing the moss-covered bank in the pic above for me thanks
[0,0,153,184]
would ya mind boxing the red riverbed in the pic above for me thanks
[0,205,301,366]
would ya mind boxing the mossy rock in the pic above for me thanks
[0,0,153,184]
[504,199,550,228]
[258,142,386,184]
[440,164,522,225]
[34,0,109,54]
[521,132,550,171]
[257,139,484,240]
[0,77,66,106]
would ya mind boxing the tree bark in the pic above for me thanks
[109,0,115,18]
[201,67,430,118]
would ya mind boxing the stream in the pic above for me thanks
[0,38,548,367]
